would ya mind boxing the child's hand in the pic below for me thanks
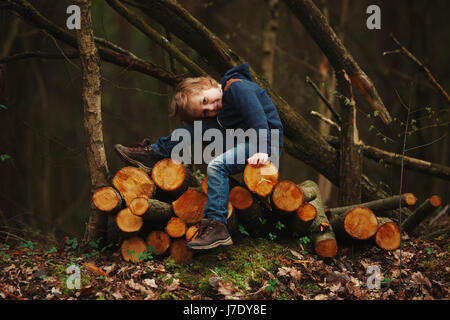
[247,153,269,167]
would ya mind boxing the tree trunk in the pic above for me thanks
[261,0,279,84]
[75,0,110,245]
[336,69,362,206]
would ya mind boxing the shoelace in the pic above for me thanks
[192,220,217,240]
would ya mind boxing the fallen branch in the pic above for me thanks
[327,193,418,217]
[306,76,341,124]
[401,196,442,234]
[325,135,450,181]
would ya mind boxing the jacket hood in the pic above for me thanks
[220,62,253,86]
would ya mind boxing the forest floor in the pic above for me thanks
[0,231,448,300]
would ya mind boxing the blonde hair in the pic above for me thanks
[171,76,221,122]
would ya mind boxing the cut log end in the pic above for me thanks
[112,166,154,205]
[170,239,193,263]
[315,238,338,258]
[404,193,418,206]
[186,225,199,242]
[430,195,442,207]
[172,189,207,224]
[92,186,121,212]
[146,231,171,255]
[229,186,253,210]
[272,180,303,212]
[344,207,378,240]
[243,162,279,197]
[116,208,143,233]
[166,217,187,238]
[297,202,317,222]
[129,197,149,216]
[151,158,185,191]
[120,237,148,263]
[375,221,401,251]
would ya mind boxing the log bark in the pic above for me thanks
[146,231,171,255]
[74,0,110,245]
[375,218,401,251]
[401,196,442,234]
[271,180,304,213]
[120,236,148,263]
[336,69,362,206]
[243,162,279,197]
[112,166,155,206]
[298,180,338,258]
[129,197,173,227]
[327,193,418,217]
[92,186,124,214]
[172,188,208,224]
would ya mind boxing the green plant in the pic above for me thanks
[238,224,249,236]
[297,236,311,245]
[264,279,278,292]
[275,221,285,230]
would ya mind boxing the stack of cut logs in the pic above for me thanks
[92,159,442,262]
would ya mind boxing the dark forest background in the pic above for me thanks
[0,0,448,239]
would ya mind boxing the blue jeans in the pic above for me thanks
[151,118,280,224]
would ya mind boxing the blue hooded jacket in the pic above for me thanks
[217,62,283,156]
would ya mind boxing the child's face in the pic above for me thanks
[189,87,223,119]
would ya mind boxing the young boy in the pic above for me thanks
[115,62,283,250]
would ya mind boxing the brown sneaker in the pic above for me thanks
[187,219,233,251]
[114,138,162,172]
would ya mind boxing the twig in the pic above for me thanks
[388,33,450,104]
[104,0,207,77]
[306,76,341,124]
[310,110,341,132]
[0,51,79,63]
[0,287,25,300]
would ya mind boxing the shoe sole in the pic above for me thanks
[114,145,152,172]
[187,237,233,251]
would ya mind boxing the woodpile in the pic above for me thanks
[93,159,440,262]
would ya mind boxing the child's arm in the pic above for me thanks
[228,83,271,165]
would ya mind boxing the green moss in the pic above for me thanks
[50,264,91,296]
[163,238,296,298]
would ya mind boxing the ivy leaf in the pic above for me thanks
[0,104,7,110]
